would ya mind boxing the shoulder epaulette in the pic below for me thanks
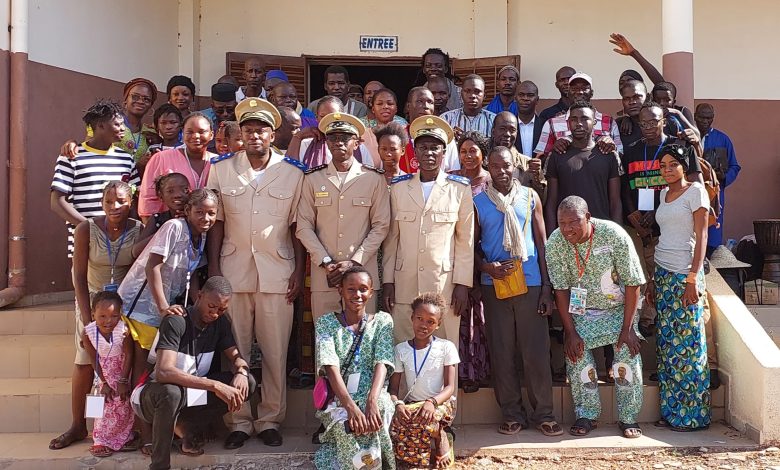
[446,174,470,186]
[210,152,234,164]
[283,156,307,172]
[362,164,385,174]
[390,174,413,184]
[304,163,327,174]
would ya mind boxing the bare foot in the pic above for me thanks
[434,428,452,468]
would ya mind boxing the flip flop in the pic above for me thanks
[48,430,87,450]
[434,431,455,468]
[89,445,114,458]
[619,421,643,439]
[498,421,524,435]
[174,439,204,457]
[537,421,564,437]
[140,443,153,457]
[119,431,140,452]
[569,418,597,436]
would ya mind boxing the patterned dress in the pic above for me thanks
[314,312,396,469]
[546,218,646,423]
[84,321,134,451]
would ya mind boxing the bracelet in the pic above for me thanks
[686,272,697,284]
[394,399,405,408]
[426,397,439,407]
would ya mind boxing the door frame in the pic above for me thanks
[303,55,421,102]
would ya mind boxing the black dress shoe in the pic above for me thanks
[258,429,283,447]
[224,431,250,449]
[709,369,721,390]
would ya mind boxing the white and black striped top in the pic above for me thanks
[50,144,140,257]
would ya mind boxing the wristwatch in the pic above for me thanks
[321,256,333,267]
[235,368,249,377]
[394,399,405,407]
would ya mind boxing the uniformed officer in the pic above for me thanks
[381,115,475,345]
[296,112,391,317]
[206,97,306,448]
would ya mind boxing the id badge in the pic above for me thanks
[85,394,105,418]
[637,188,655,211]
[186,388,208,407]
[103,283,119,293]
[569,287,587,315]
[346,373,361,394]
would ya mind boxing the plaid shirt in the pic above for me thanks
[534,110,623,155]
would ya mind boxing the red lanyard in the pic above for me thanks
[573,225,595,281]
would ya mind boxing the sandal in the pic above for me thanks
[89,444,114,458]
[48,430,87,450]
[119,431,140,452]
[174,438,205,457]
[140,443,153,457]
[498,421,524,435]
[654,419,670,428]
[619,421,643,439]
[671,424,709,433]
[569,418,597,436]
[537,421,564,437]
[434,431,455,468]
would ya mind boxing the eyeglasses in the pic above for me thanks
[325,134,355,143]
[130,93,152,104]
[638,119,662,130]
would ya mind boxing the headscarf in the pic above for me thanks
[166,75,196,96]
[123,78,158,104]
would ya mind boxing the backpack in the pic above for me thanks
[691,142,722,227]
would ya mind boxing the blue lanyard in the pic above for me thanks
[642,136,667,179]
[342,311,366,369]
[413,337,435,377]
[103,220,129,284]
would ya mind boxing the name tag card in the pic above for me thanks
[187,388,208,407]
[569,287,587,315]
[638,188,655,211]
[346,373,361,394]
[85,394,105,418]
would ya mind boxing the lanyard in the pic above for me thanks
[183,223,205,307]
[412,337,435,377]
[94,326,115,383]
[642,136,667,180]
[187,312,209,375]
[123,116,143,152]
[104,220,129,284]
[573,224,595,283]
[183,147,204,189]
[342,311,366,369]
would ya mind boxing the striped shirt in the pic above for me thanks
[440,107,496,138]
[534,110,623,155]
[50,143,140,257]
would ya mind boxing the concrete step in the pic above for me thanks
[0,334,75,379]
[0,376,726,434]
[0,422,757,470]
[0,301,74,336]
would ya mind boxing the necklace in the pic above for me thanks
[183,147,204,189]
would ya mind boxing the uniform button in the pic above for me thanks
[337,251,343,256]
[340,195,344,200]
[360,201,365,205]
[339,234,343,238]
[253,210,258,214]
[231,190,236,194]
[419,249,425,253]
[252,230,257,235]
[419,267,424,271]
[339,214,344,219]
[422,230,427,235]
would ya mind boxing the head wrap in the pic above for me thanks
[166,75,196,96]
[621,69,644,82]
[123,78,158,104]
[658,141,691,170]
[266,70,289,82]
[498,65,520,80]
[211,83,238,102]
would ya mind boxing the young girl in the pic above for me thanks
[118,188,218,385]
[133,172,190,256]
[389,293,459,469]
[214,120,243,155]
[81,291,135,458]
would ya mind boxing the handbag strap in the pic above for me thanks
[339,314,368,377]
[125,280,147,319]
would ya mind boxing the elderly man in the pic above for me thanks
[382,115,474,344]
[486,65,521,116]
[307,65,368,117]
[296,112,390,318]
[475,146,561,437]
[269,80,318,128]
[206,97,306,449]
[545,195,645,439]
[137,277,255,470]
[491,111,546,196]
[441,74,497,141]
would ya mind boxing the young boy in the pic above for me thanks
[48,99,140,451]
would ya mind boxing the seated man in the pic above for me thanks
[135,276,256,470]
[545,196,645,439]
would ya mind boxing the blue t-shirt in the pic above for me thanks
[474,187,541,286]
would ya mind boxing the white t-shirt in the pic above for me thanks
[654,182,709,274]
[393,338,459,403]
[421,181,436,202]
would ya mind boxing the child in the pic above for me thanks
[81,291,135,458]
[118,188,218,387]
[151,103,184,150]
[214,120,243,155]
[389,292,459,469]
[133,172,190,256]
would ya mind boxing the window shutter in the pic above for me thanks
[450,55,521,105]
[226,53,308,104]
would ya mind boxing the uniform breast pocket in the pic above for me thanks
[433,211,458,224]
[268,187,295,217]
[314,197,332,208]
[396,211,416,223]
[352,197,372,208]
[220,186,247,214]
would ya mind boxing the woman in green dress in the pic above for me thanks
[314,267,396,469]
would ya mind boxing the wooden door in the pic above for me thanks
[226,53,307,103]
[451,55,521,105]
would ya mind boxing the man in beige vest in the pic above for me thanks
[206,97,306,448]
[296,112,390,317]
[381,115,475,345]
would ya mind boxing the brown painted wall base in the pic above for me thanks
[0,49,10,291]
[9,66,780,295]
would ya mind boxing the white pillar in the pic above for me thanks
[178,0,200,93]
[661,0,694,109]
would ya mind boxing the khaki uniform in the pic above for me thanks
[296,160,391,318]
[382,171,475,344]
[206,149,304,434]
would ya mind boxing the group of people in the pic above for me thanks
[46,33,740,470]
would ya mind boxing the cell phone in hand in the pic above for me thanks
[344,421,353,434]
